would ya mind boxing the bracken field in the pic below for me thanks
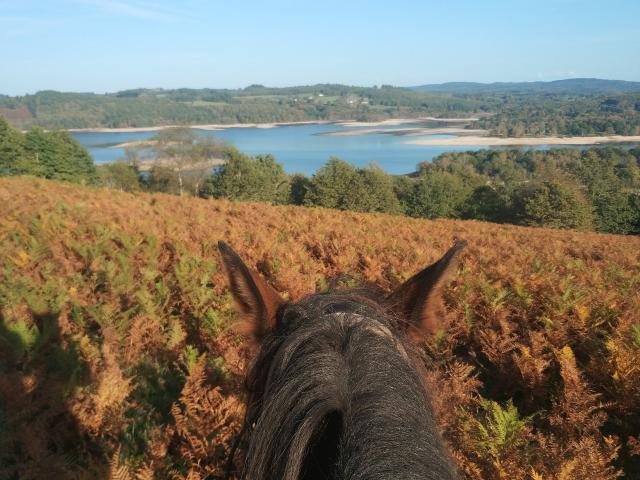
[0,176,639,479]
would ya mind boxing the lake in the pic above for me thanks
[71,122,492,176]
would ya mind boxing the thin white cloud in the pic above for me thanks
[0,15,65,38]
[76,0,185,22]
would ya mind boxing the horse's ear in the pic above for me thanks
[217,241,284,340]
[387,240,467,340]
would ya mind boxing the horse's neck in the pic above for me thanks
[244,322,457,480]
[333,346,456,480]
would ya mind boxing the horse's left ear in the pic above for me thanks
[387,240,467,340]
[217,241,285,341]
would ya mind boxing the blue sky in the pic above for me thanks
[1,0,639,95]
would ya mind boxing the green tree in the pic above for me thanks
[145,165,179,194]
[512,181,593,230]
[23,128,95,183]
[0,117,28,175]
[202,149,290,204]
[630,193,640,235]
[49,131,96,183]
[461,185,512,223]
[1,118,95,182]
[304,157,360,209]
[289,173,311,205]
[357,164,402,214]
[97,161,142,192]
[405,171,468,219]
[304,159,401,213]
[145,127,225,196]
[392,175,416,212]
[569,150,639,234]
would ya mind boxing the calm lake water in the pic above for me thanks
[71,123,491,175]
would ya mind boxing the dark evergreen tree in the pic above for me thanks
[0,117,28,175]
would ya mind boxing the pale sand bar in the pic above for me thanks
[68,120,335,133]
[68,117,480,133]
[336,116,479,128]
[320,127,487,137]
[405,135,640,147]
[136,158,225,172]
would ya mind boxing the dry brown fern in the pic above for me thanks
[164,354,243,479]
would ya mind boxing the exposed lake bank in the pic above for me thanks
[71,122,477,175]
[136,158,225,172]
[405,134,640,146]
[318,127,486,137]
[67,120,334,133]
[66,116,479,133]
[72,120,640,177]
[70,117,640,149]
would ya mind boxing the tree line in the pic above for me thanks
[0,86,483,130]
[0,117,95,183]
[197,146,640,235]
[2,118,639,235]
[3,86,640,139]
[474,92,640,136]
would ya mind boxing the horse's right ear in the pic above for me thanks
[217,241,284,341]
[387,240,467,341]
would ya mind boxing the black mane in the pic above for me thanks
[241,292,457,480]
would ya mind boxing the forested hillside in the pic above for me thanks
[2,81,640,137]
[0,85,483,129]
[475,93,640,136]
[1,177,639,479]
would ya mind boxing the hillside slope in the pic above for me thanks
[1,177,639,479]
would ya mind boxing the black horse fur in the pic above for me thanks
[218,240,466,480]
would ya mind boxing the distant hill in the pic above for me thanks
[411,78,640,95]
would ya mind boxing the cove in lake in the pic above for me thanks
[71,122,596,176]
[71,123,491,176]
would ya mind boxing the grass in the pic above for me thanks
[0,176,639,479]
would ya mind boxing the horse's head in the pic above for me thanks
[217,239,466,347]
[218,240,466,479]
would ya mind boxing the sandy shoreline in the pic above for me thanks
[335,116,479,128]
[110,140,156,149]
[67,117,480,133]
[319,127,486,137]
[112,126,487,148]
[405,135,640,147]
[136,158,225,172]
[68,120,336,133]
[70,117,640,148]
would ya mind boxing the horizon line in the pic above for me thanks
[3,77,640,97]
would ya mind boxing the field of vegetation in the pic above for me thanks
[1,177,639,479]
